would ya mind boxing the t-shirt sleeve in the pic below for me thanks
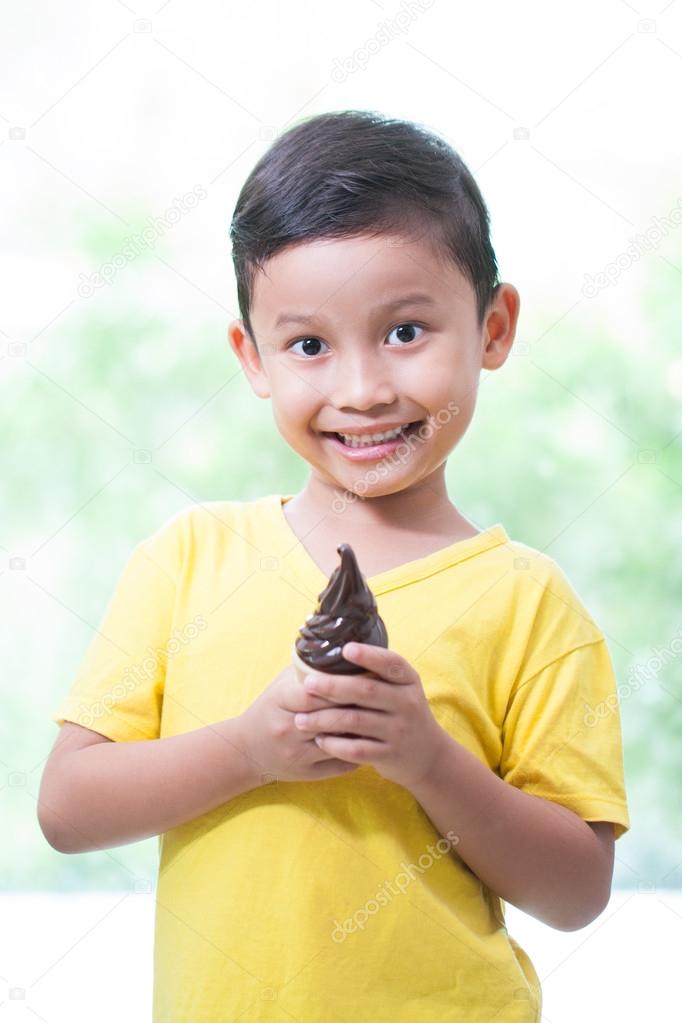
[499,636,630,839]
[51,523,181,742]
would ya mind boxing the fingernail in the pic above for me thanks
[294,713,307,727]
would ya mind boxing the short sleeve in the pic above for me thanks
[51,531,179,742]
[499,638,630,840]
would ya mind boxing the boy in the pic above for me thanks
[39,109,629,1022]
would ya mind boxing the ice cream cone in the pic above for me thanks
[291,643,326,685]
[292,542,388,681]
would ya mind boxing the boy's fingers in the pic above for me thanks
[303,672,389,707]
[283,685,355,714]
[294,691,342,712]
[341,642,416,685]
[295,706,388,739]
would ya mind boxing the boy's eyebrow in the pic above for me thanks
[273,293,438,329]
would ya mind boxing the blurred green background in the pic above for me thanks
[3,194,679,892]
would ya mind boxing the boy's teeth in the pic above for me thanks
[338,424,407,447]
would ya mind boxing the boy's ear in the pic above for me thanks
[481,283,520,372]
[227,320,271,398]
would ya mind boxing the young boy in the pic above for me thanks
[40,109,629,1022]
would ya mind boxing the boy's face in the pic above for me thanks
[228,232,518,500]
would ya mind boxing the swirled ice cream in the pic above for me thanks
[292,542,388,682]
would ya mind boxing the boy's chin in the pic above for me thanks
[310,464,413,502]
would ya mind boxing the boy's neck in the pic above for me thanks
[284,469,477,543]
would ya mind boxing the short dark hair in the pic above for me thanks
[229,109,500,347]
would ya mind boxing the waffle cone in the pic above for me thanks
[291,644,323,684]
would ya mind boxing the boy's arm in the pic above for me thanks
[37,719,260,854]
[405,731,615,931]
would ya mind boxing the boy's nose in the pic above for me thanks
[329,351,398,411]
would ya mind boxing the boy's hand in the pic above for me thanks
[292,642,447,790]
[239,663,361,784]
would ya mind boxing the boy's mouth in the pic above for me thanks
[324,419,422,445]
[320,419,425,459]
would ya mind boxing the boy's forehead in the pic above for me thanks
[251,233,473,328]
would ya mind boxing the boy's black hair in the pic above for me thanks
[229,109,501,347]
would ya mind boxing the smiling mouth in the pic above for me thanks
[323,420,424,447]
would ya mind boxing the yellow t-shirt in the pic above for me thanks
[52,493,630,1022]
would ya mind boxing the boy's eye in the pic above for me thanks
[386,323,424,346]
[288,337,330,358]
[287,323,424,358]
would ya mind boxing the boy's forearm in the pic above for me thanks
[405,730,612,931]
[39,717,260,853]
